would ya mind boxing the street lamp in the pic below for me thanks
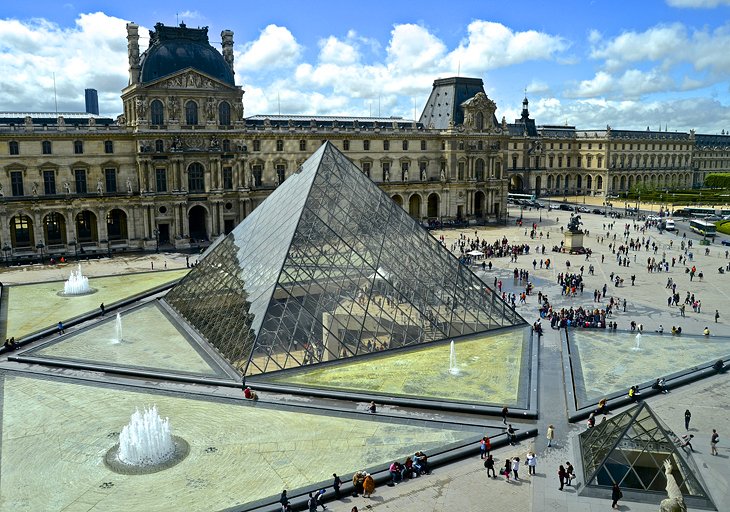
[69,239,78,260]
[36,240,45,262]
[2,244,11,266]
[153,229,160,253]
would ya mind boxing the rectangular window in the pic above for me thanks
[42,141,52,154]
[362,162,371,178]
[458,162,465,180]
[253,139,261,151]
[9,141,19,155]
[512,156,518,169]
[104,140,114,154]
[558,156,563,168]
[276,139,284,151]
[402,140,408,150]
[223,167,233,190]
[74,140,84,154]
[566,157,571,168]
[383,140,390,151]
[156,168,167,192]
[276,164,286,184]
[299,139,306,151]
[363,139,370,151]
[105,168,117,193]
[420,140,426,151]
[43,170,56,195]
[252,165,263,187]
[343,140,350,151]
[11,171,23,196]
[75,169,87,194]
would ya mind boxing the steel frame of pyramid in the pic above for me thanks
[578,402,715,509]
[165,142,528,379]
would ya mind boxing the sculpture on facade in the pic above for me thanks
[127,178,133,194]
[384,169,390,182]
[64,182,71,194]
[32,182,38,196]
[206,97,216,121]
[403,169,408,181]
[440,168,446,181]
[421,168,427,181]
[135,98,147,119]
[567,214,582,233]
[97,179,103,194]
[660,459,687,512]
[167,97,179,119]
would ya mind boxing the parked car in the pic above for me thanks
[664,219,676,231]
[559,204,573,211]
[578,206,591,213]
[606,194,619,199]
[591,208,604,215]
[722,239,730,247]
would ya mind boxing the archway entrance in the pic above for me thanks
[75,210,98,243]
[43,212,66,245]
[188,205,208,241]
[474,191,485,218]
[427,193,440,218]
[509,175,524,192]
[391,194,403,208]
[408,194,421,218]
[10,215,34,248]
[106,209,128,240]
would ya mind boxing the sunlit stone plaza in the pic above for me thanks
[1,144,729,512]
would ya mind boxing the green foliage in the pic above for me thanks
[717,220,730,235]
[705,174,730,189]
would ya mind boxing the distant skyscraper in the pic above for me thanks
[84,88,99,115]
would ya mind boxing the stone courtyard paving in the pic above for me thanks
[0,373,483,512]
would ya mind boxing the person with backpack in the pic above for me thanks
[484,454,496,478]
[611,483,623,509]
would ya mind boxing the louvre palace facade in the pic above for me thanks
[0,21,728,259]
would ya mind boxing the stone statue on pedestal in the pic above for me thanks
[567,214,583,233]
[660,459,687,512]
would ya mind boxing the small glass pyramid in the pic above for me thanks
[579,402,714,508]
[165,142,526,376]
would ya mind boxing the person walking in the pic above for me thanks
[279,490,290,512]
[307,492,317,512]
[565,461,575,486]
[611,483,623,509]
[547,424,555,447]
[57,321,65,335]
[503,458,512,482]
[484,454,496,478]
[685,409,692,430]
[716,309,720,323]
[332,474,342,499]
[501,406,509,424]
[558,464,566,490]
[99,303,105,316]
[511,457,520,480]
[711,429,719,456]
[479,436,490,459]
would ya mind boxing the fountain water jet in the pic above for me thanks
[104,405,189,475]
[113,313,123,344]
[63,264,91,295]
[448,341,460,375]
[632,333,642,352]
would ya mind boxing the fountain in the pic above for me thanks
[632,333,642,352]
[105,405,189,474]
[448,340,459,375]
[62,264,94,296]
[113,313,123,344]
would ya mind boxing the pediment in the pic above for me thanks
[142,68,237,92]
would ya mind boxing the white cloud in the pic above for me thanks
[237,24,302,71]
[447,20,569,74]
[590,23,686,71]
[0,12,130,114]
[667,0,730,7]
[387,24,447,72]
[318,35,360,65]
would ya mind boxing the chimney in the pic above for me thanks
[127,23,141,84]
[221,29,235,75]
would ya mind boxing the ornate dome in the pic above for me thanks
[139,23,235,86]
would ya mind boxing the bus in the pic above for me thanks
[689,219,717,237]
[508,192,536,204]
[673,207,717,218]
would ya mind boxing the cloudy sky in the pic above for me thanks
[2,0,730,133]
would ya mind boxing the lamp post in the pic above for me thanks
[107,240,112,258]
[36,241,45,263]
[2,244,11,266]
[153,229,160,254]
[70,239,78,260]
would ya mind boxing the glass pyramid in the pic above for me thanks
[579,402,713,507]
[165,142,526,376]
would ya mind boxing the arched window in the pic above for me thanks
[476,112,484,130]
[150,99,164,125]
[185,101,198,126]
[218,101,231,126]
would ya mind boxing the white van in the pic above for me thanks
[665,219,676,231]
